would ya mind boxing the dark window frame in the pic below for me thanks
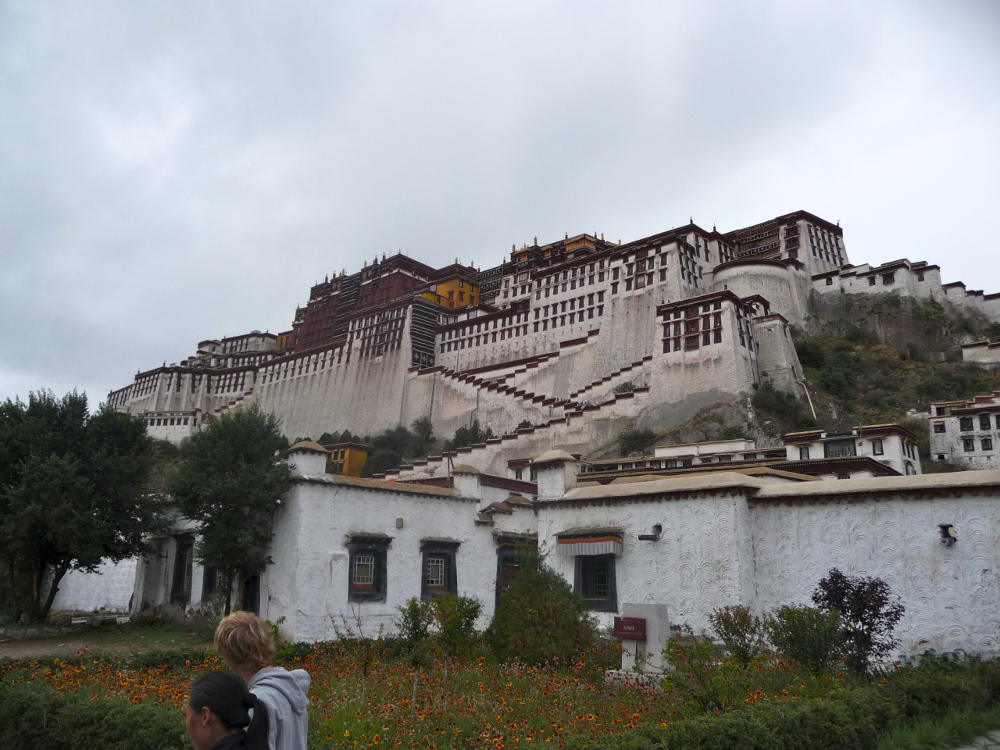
[420,540,459,600]
[574,554,617,612]
[347,536,391,603]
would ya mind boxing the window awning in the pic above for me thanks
[555,528,623,557]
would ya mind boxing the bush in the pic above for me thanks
[812,568,904,674]
[0,682,186,749]
[663,629,730,712]
[430,593,482,663]
[709,605,767,667]
[751,383,815,433]
[487,548,596,665]
[613,382,634,394]
[618,428,656,457]
[765,605,842,673]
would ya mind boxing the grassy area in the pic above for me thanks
[4,638,999,749]
[0,620,211,658]
[877,703,1000,750]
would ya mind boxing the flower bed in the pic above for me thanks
[3,643,999,749]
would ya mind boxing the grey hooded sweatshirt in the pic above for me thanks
[248,667,311,750]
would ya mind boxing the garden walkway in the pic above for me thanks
[953,731,1000,749]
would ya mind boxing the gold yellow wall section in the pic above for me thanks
[420,277,480,308]
[326,445,369,476]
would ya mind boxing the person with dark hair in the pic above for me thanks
[185,671,270,750]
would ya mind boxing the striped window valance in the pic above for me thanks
[556,529,623,557]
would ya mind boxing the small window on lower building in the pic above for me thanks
[979,415,991,430]
[836,472,851,480]
[933,423,946,433]
[882,272,895,285]
[347,534,391,602]
[825,277,833,286]
[868,276,876,286]
[963,438,975,452]
[871,438,884,456]
[799,446,810,460]
[983,438,993,452]
[936,454,946,461]
[421,540,459,599]
[960,417,974,431]
[575,554,617,612]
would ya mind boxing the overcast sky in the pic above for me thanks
[2,0,998,406]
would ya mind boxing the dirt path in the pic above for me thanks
[0,625,210,659]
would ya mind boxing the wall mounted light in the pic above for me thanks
[638,524,662,541]
[939,524,957,546]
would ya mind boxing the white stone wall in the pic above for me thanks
[536,490,755,633]
[752,316,802,393]
[962,342,1000,365]
[263,478,519,642]
[749,493,1000,656]
[713,262,810,328]
[50,559,138,613]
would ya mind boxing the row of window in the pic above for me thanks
[439,324,531,352]
[348,542,617,612]
[534,292,606,319]
[955,415,1000,432]
[147,416,192,427]
[963,437,994,452]
[259,349,349,383]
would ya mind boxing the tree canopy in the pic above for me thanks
[0,391,162,622]
[168,404,291,612]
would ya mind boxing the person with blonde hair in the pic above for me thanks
[214,611,310,750]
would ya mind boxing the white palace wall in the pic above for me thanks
[263,476,514,641]
[50,559,138,614]
[56,447,1000,661]
[748,488,1000,656]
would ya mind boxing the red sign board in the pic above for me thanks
[613,616,647,640]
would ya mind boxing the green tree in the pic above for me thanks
[395,598,433,716]
[487,548,596,665]
[169,405,291,614]
[765,604,843,673]
[430,594,482,694]
[443,420,494,452]
[0,391,162,621]
[812,568,905,674]
[618,428,656,457]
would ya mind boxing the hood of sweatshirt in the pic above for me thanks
[248,667,311,716]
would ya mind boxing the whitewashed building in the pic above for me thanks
[930,392,1000,469]
[54,443,1000,661]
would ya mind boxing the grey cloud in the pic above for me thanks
[1,0,998,404]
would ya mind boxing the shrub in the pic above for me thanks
[487,548,596,665]
[618,428,656,457]
[751,382,815,432]
[613,382,634,394]
[811,568,904,674]
[663,628,730,712]
[0,682,186,749]
[430,593,482,663]
[765,605,842,673]
[709,605,767,667]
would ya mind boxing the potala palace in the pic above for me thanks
[106,209,1000,474]
[51,209,1000,662]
